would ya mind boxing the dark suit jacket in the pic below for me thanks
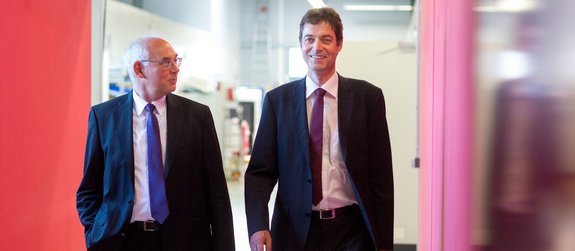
[76,91,234,251]
[245,75,394,250]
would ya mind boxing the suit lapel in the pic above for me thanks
[292,79,312,173]
[116,91,135,181]
[338,75,353,162]
[164,94,181,177]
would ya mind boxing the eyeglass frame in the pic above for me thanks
[140,57,183,68]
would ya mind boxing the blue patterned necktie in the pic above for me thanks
[146,103,169,223]
[310,88,326,206]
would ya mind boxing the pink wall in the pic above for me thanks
[0,1,90,250]
[419,0,475,250]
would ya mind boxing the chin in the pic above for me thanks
[167,85,177,93]
[310,66,326,72]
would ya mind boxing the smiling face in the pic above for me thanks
[133,38,180,102]
[300,21,343,83]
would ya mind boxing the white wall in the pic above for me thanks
[105,0,216,89]
[338,41,419,245]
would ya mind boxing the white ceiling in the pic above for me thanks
[116,0,417,45]
[281,0,416,43]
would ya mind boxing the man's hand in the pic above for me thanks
[249,230,272,251]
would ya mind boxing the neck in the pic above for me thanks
[308,70,335,86]
[134,88,164,103]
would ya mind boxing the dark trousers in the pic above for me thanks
[122,224,162,251]
[304,205,375,251]
[86,223,163,251]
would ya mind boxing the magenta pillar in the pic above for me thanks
[418,0,475,250]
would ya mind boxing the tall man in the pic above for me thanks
[245,7,394,251]
[77,37,235,251]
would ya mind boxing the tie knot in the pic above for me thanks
[146,103,156,113]
[315,88,327,97]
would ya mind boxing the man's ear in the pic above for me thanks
[337,41,343,53]
[134,61,145,78]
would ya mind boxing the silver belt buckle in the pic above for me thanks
[319,208,336,220]
[143,220,156,231]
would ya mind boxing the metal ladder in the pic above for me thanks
[249,0,272,86]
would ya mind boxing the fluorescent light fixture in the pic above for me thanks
[343,4,413,11]
[475,0,538,13]
[307,0,326,8]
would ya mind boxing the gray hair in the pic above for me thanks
[123,37,152,84]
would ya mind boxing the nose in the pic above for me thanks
[170,62,180,73]
[311,39,322,51]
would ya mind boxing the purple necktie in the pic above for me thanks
[146,104,169,223]
[310,88,326,206]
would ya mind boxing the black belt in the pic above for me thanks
[130,220,161,232]
[312,204,359,220]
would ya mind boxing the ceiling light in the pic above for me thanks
[498,0,538,12]
[343,4,413,11]
[474,0,538,13]
[307,0,326,8]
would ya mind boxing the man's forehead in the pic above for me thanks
[148,43,177,58]
[303,24,336,37]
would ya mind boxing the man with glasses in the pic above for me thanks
[77,36,235,251]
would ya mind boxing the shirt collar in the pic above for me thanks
[305,72,339,99]
[132,91,167,116]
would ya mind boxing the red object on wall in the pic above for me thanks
[0,1,90,250]
[227,87,234,101]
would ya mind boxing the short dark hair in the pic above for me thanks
[299,7,343,46]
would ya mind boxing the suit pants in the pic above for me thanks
[304,204,375,251]
[123,223,162,251]
[86,225,162,251]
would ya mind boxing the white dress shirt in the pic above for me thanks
[130,92,167,223]
[306,73,358,210]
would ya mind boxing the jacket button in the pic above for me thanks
[128,200,134,205]
[121,232,126,237]
[307,179,311,184]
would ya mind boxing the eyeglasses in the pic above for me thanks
[140,57,183,68]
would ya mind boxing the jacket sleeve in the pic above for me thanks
[76,107,104,232]
[244,93,279,238]
[202,107,236,251]
[369,90,394,250]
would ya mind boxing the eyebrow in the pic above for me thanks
[304,34,334,38]
[160,55,178,60]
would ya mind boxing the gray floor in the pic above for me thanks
[227,180,250,251]
[228,177,277,251]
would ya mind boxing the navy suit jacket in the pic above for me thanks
[76,91,234,251]
[245,75,394,250]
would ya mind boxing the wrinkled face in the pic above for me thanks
[300,21,342,77]
[136,38,179,101]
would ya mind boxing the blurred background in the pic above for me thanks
[475,0,575,250]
